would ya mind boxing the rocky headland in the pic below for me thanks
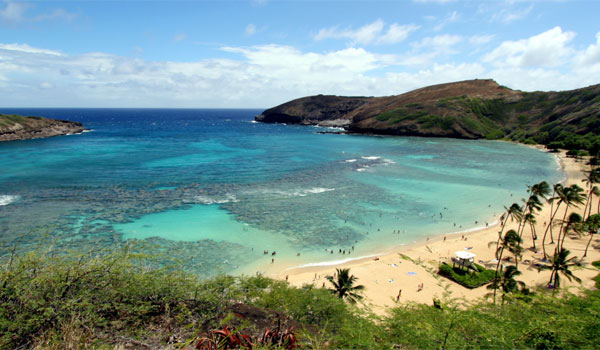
[0,114,85,142]
[256,79,600,145]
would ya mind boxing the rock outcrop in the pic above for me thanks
[0,114,85,142]
[255,95,370,127]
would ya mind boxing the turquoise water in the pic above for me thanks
[0,109,563,276]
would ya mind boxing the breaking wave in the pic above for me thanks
[0,195,19,206]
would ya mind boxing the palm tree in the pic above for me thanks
[518,195,543,239]
[490,229,521,304]
[325,268,365,304]
[496,203,523,259]
[543,185,585,258]
[520,182,550,233]
[506,231,523,269]
[487,265,526,305]
[583,186,600,220]
[556,212,583,254]
[523,212,538,250]
[582,168,600,219]
[542,248,581,289]
[542,183,564,255]
[583,214,600,258]
[531,181,552,200]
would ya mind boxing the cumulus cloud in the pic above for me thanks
[314,19,419,45]
[575,32,600,66]
[0,42,399,107]
[1,27,599,108]
[483,26,575,68]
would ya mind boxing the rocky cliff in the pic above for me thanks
[0,114,85,142]
[256,79,600,145]
[255,95,370,127]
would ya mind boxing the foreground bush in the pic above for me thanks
[384,289,600,349]
[0,249,379,349]
[1,249,599,349]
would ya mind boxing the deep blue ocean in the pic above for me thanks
[0,108,563,276]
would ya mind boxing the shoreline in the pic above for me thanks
[262,149,600,314]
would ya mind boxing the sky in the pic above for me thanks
[0,0,599,108]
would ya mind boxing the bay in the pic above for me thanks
[0,108,563,277]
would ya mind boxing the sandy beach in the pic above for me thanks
[265,149,600,314]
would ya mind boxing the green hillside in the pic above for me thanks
[257,80,600,155]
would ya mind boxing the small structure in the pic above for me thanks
[454,250,476,270]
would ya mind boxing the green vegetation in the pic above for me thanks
[385,289,600,350]
[0,248,376,349]
[2,246,600,349]
[375,108,427,124]
[325,268,365,303]
[438,263,496,288]
[0,114,28,128]
[370,84,600,155]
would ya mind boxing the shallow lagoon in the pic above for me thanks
[0,109,563,277]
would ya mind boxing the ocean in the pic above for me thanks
[0,108,563,276]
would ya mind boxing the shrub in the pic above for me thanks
[438,263,495,288]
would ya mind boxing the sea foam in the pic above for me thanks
[0,195,19,206]
[292,253,382,268]
[270,187,335,197]
[193,194,239,205]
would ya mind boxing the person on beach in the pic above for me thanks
[396,289,402,302]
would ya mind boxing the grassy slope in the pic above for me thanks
[354,82,600,152]
[1,250,599,349]
[0,114,44,129]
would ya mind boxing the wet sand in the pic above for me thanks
[263,150,600,314]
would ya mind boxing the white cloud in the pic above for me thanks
[0,42,398,107]
[245,23,257,36]
[0,0,76,24]
[0,1,29,22]
[34,8,76,22]
[173,33,187,42]
[491,4,533,23]
[0,28,599,108]
[575,32,600,66]
[385,62,486,91]
[314,20,419,45]
[0,43,62,56]
[413,34,462,49]
[469,34,494,46]
[483,26,575,68]
[434,11,458,31]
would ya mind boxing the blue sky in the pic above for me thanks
[0,0,599,108]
